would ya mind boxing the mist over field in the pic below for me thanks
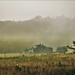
[0,1,75,75]
[0,15,75,53]
[0,1,75,52]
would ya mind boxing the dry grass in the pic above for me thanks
[0,54,75,75]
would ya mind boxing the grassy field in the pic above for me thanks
[0,53,21,58]
[0,53,75,75]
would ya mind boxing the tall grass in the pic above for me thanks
[0,54,75,75]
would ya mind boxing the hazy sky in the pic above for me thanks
[0,1,75,21]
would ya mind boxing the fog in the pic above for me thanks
[0,15,75,48]
[0,1,75,49]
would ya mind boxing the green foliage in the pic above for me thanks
[56,46,68,53]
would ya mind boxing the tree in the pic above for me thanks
[56,46,68,53]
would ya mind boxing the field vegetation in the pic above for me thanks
[0,53,75,75]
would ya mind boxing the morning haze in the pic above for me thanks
[0,1,75,52]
